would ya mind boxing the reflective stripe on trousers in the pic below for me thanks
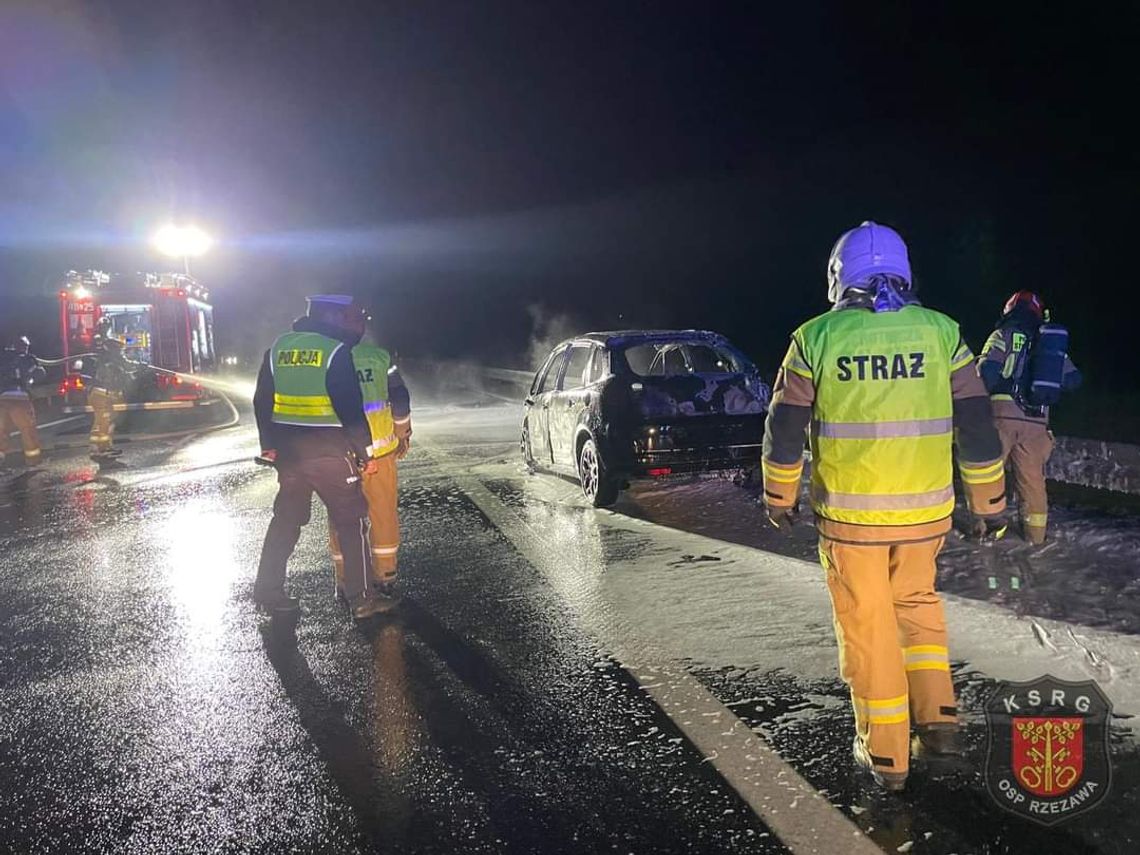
[820,535,958,774]
[331,453,400,585]
[996,418,1053,541]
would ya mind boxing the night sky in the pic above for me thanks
[1,2,1135,396]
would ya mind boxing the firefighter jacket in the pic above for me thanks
[762,302,1007,544]
[0,349,44,398]
[978,310,1081,426]
[351,343,401,458]
[253,317,371,462]
[91,346,137,394]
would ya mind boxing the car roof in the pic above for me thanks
[558,330,731,349]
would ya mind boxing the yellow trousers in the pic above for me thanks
[89,388,125,452]
[820,536,957,777]
[330,452,399,588]
[996,418,1054,544]
[0,396,41,462]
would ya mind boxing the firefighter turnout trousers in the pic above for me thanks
[0,396,41,463]
[996,418,1053,544]
[329,452,399,589]
[820,536,958,778]
[89,388,125,453]
[256,454,373,602]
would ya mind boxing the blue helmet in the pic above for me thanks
[826,221,912,304]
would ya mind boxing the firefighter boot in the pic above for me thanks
[853,735,907,792]
[913,723,964,757]
[254,589,301,614]
[350,593,397,620]
[373,577,401,608]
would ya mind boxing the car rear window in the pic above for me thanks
[686,345,740,374]
[621,342,742,377]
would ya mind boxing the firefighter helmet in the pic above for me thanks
[1002,290,1044,320]
[5,335,31,355]
[827,221,913,304]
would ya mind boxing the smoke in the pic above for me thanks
[524,304,583,372]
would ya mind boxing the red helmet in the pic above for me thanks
[1002,290,1044,320]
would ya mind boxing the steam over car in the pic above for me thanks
[522,330,771,506]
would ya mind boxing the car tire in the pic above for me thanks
[736,463,762,488]
[521,424,537,473]
[577,437,618,508]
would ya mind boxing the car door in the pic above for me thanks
[549,343,595,468]
[525,346,566,466]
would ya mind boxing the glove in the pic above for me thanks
[970,513,1009,542]
[765,504,798,535]
[395,432,412,461]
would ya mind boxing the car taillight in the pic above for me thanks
[647,467,672,477]
[59,376,85,394]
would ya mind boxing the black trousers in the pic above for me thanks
[256,454,372,601]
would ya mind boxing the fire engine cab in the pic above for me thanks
[58,270,215,407]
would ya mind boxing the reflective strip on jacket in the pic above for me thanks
[787,305,969,528]
[351,343,399,457]
[270,331,343,427]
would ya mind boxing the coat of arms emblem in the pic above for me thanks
[985,675,1112,825]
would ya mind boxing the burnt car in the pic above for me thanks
[522,330,771,506]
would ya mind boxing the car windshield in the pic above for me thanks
[621,341,743,377]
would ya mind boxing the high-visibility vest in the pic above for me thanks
[352,343,399,457]
[787,304,973,528]
[270,331,342,427]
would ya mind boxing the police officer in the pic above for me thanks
[327,307,412,601]
[0,335,46,468]
[762,221,1008,791]
[88,327,137,460]
[253,294,388,619]
[978,291,1081,544]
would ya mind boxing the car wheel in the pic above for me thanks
[521,424,537,473]
[735,463,761,488]
[578,437,618,507]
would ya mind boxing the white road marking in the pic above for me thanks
[417,438,880,855]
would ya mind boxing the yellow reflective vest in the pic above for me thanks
[786,305,974,528]
[270,331,342,427]
[352,343,399,458]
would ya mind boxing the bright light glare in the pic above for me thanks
[161,502,238,649]
[73,286,90,299]
[152,224,213,258]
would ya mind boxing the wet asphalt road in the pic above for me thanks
[0,419,781,854]
[4,401,1140,854]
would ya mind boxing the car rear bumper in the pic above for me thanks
[629,443,762,476]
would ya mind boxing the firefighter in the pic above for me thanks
[978,291,1081,544]
[762,221,1007,791]
[253,294,390,620]
[88,328,137,460]
[327,308,412,602]
[0,335,46,468]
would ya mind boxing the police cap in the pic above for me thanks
[306,294,371,322]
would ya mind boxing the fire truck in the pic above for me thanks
[57,270,215,409]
